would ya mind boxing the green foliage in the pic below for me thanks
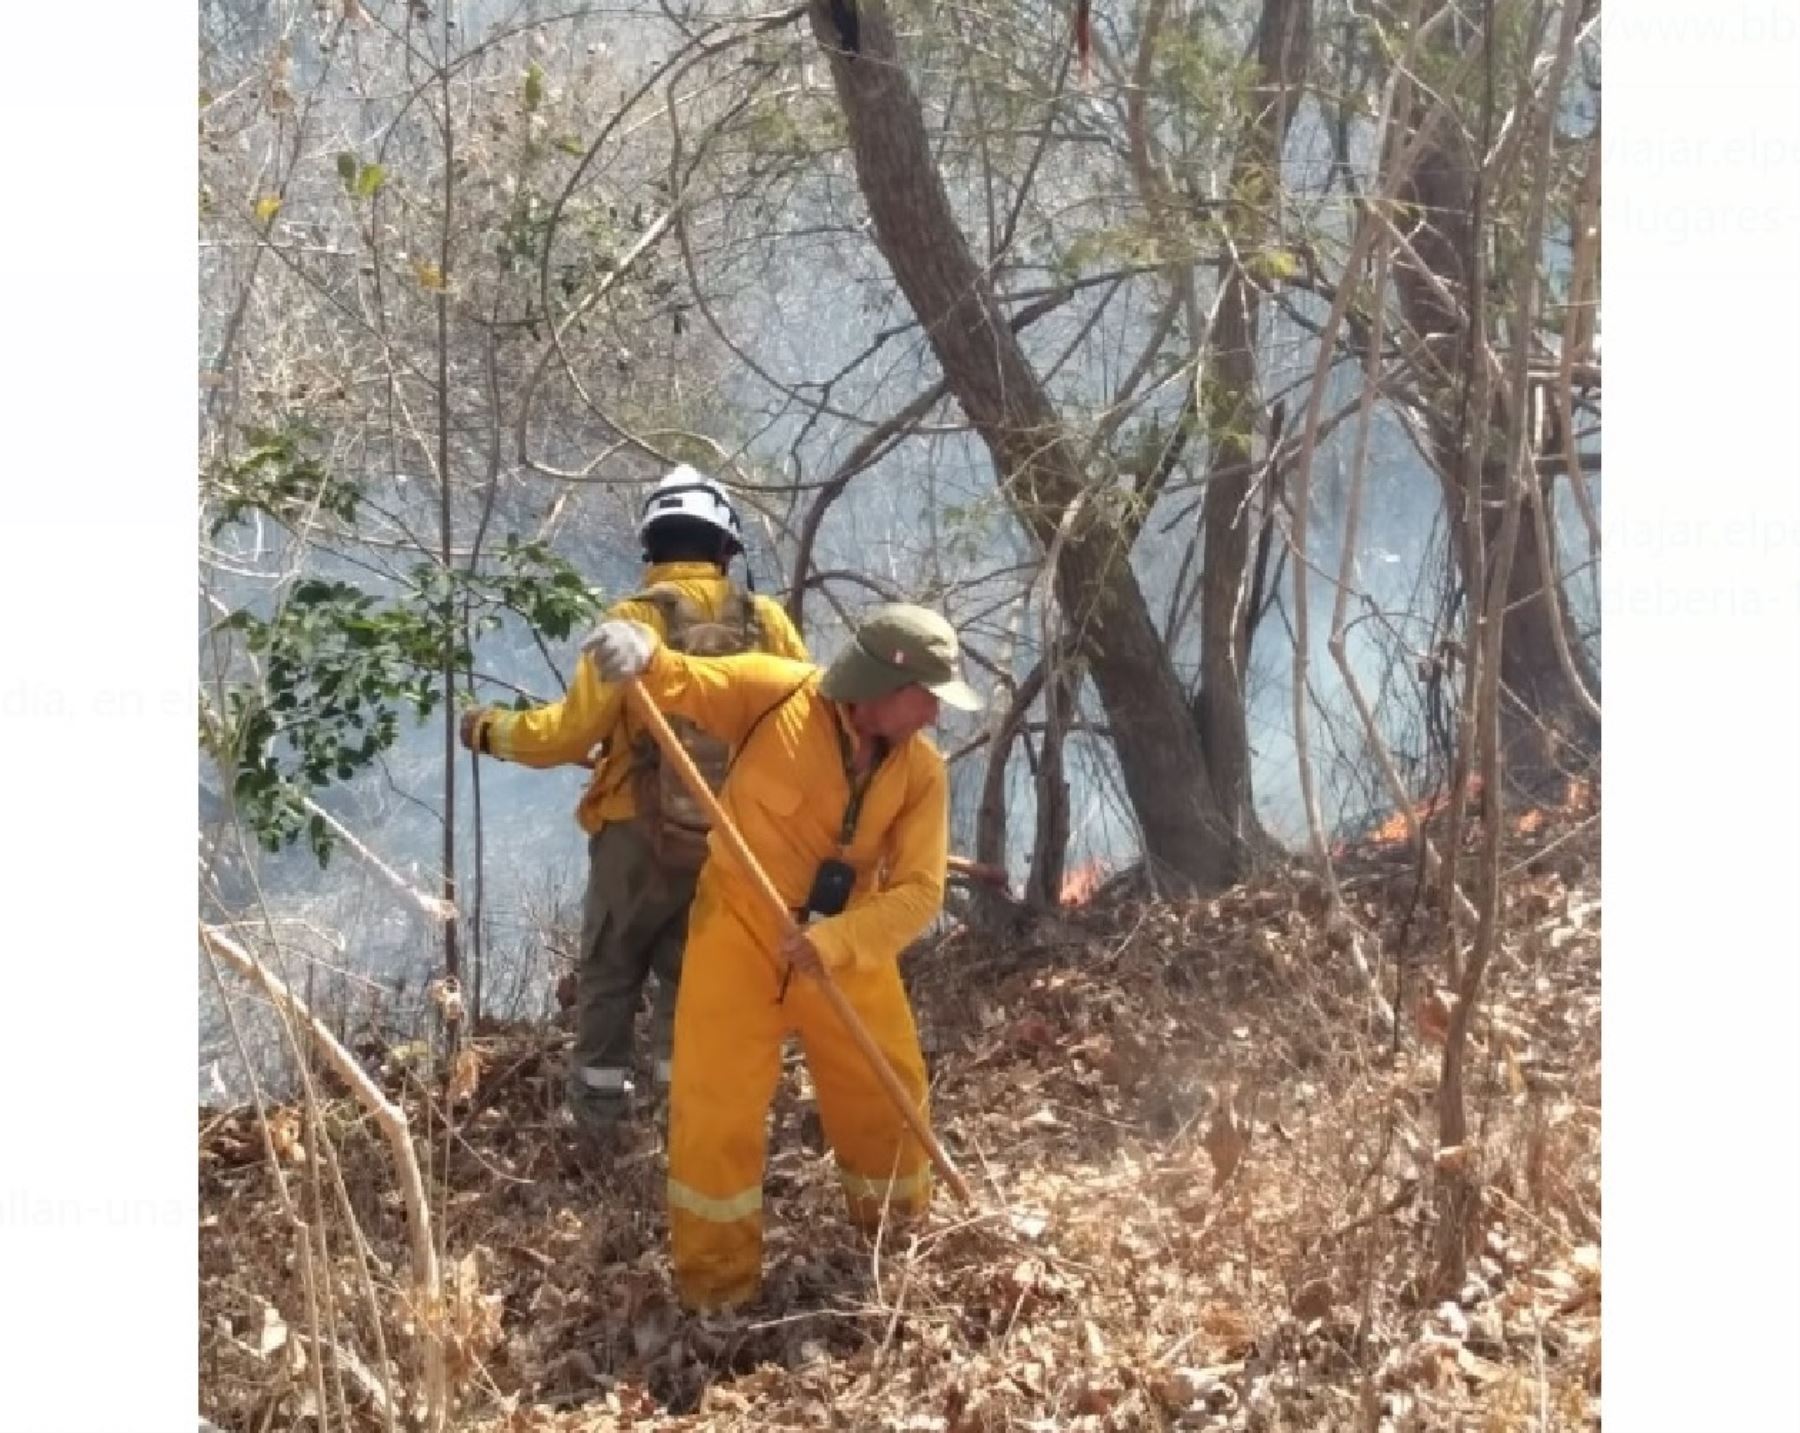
[523,62,545,112]
[939,498,1005,566]
[741,90,846,167]
[216,696,332,862]
[1196,371,1258,449]
[336,151,387,199]
[1052,222,1167,282]
[207,425,362,537]
[1153,26,1248,127]
[208,438,604,861]
[1386,2,1541,119]
[744,94,809,157]
[1246,247,1300,283]
[219,579,454,861]
[1120,412,1174,478]
[483,534,603,641]
[494,187,640,322]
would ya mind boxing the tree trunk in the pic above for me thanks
[1195,0,1313,845]
[1024,654,1079,910]
[1393,96,1600,788]
[810,0,1240,892]
[974,662,1046,873]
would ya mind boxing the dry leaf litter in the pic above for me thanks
[201,795,1600,1431]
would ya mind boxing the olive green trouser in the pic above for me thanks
[569,820,697,1106]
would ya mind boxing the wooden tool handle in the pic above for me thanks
[625,679,973,1205]
[946,855,1009,887]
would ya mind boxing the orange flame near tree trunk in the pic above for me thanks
[1060,861,1109,907]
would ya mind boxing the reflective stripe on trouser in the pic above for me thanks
[667,883,933,1310]
[837,1162,932,1228]
[575,820,695,1080]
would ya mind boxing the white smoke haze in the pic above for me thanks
[199,0,1600,1096]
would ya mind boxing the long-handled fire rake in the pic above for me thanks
[624,680,974,1206]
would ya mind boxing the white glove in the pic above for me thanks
[582,620,659,682]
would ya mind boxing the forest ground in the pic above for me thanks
[200,792,1600,1432]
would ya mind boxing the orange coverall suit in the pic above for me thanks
[471,564,807,1104]
[632,641,947,1310]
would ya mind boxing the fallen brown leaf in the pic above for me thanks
[1292,1276,1335,1321]
[447,1047,483,1106]
[1204,1091,1249,1188]
[1416,989,1459,1046]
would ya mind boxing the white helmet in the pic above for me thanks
[637,465,743,551]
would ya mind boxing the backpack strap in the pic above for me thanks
[629,584,701,644]
[711,584,756,651]
[623,586,697,778]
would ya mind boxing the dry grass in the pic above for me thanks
[201,811,1600,1432]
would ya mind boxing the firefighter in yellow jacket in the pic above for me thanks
[460,467,808,1132]
[583,602,982,1311]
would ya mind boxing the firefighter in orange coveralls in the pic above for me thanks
[582,603,983,1310]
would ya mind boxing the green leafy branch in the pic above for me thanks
[206,425,362,538]
[208,512,603,862]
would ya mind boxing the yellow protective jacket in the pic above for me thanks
[634,642,949,974]
[472,563,809,834]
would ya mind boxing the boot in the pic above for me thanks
[565,1068,631,1136]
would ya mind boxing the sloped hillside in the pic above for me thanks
[200,803,1600,1432]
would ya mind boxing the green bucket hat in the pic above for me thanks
[820,604,984,712]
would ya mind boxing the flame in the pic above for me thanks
[1361,777,1485,850]
[1368,807,1416,846]
[1060,861,1110,907]
[1512,775,1595,835]
[1340,773,1595,853]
